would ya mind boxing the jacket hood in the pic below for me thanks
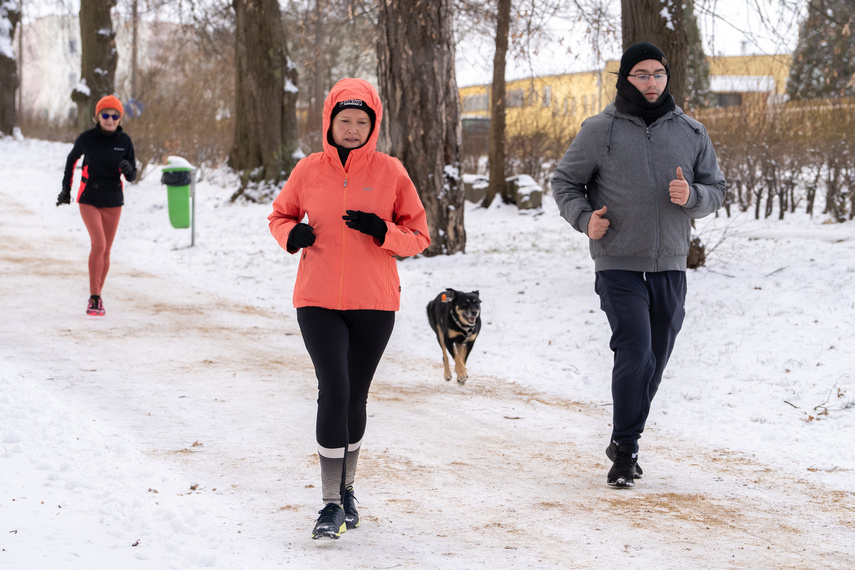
[322,78,383,163]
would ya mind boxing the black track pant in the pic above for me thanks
[297,307,395,449]
[595,270,686,452]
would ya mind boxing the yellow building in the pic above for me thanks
[459,53,793,144]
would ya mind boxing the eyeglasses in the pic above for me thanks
[627,73,668,82]
[100,113,121,120]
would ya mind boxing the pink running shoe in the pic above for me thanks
[86,297,105,316]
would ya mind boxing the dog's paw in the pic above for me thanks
[456,375,468,385]
[444,374,452,382]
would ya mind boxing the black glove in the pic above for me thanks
[343,210,387,243]
[56,188,71,206]
[287,223,316,250]
[119,159,134,178]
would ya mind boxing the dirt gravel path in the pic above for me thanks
[2,192,853,569]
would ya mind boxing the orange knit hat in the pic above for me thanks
[95,95,124,117]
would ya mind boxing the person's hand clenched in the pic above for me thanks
[587,206,609,240]
[287,223,316,250]
[56,188,71,206]
[342,210,387,243]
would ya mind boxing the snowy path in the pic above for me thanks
[1,142,853,568]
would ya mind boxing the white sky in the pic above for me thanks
[456,0,807,86]
[19,0,806,88]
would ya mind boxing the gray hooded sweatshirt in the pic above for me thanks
[552,103,726,272]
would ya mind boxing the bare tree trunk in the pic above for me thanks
[131,0,139,98]
[73,0,118,132]
[306,0,325,152]
[483,0,511,209]
[230,0,299,193]
[621,0,688,107]
[377,0,464,256]
[0,0,21,135]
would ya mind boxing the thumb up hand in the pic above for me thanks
[669,166,690,206]
[587,206,609,240]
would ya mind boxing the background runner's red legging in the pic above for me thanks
[79,204,122,296]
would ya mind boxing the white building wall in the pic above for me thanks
[17,14,177,122]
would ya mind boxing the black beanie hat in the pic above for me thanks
[619,41,669,77]
[329,99,376,130]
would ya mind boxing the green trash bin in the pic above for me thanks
[161,158,194,229]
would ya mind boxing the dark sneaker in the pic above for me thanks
[606,441,642,478]
[343,487,359,529]
[96,297,105,316]
[312,503,346,540]
[607,444,638,488]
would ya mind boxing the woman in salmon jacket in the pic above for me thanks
[268,78,430,540]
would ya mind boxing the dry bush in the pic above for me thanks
[504,116,578,189]
[121,27,235,181]
[700,99,855,221]
[19,110,79,143]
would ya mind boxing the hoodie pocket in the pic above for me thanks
[296,249,311,291]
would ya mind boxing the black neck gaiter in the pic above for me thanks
[614,74,676,126]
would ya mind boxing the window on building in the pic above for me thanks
[506,89,525,108]
[542,86,551,107]
[527,88,538,106]
[69,40,78,55]
[715,93,743,108]
[463,93,489,113]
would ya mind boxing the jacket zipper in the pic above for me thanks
[645,124,660,271]
[338,174,349,308]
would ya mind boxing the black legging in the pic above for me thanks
[297,307,395,449]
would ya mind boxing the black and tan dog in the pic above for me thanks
[427,289,481,384]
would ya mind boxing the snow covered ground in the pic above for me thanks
[1,136,854,568]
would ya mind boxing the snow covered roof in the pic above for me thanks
[710,75,777,93]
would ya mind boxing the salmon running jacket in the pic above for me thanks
[268,78,430,311]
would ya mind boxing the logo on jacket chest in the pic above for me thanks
[362,186,373,192]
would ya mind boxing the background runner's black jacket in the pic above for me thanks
[62,125,136,208]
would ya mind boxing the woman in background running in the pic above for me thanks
[57,95,136,316]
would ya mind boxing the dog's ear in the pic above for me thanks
[471,290,480,298]
[442,288,455,302]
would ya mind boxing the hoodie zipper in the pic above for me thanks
[644,123,660,271]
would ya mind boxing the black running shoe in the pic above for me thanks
[311,503,346,540]
[606,441,642,478]
[343,487,360,529]
[607,444,638,488]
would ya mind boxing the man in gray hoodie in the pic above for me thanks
[552,41,726,488]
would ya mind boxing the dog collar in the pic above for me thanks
[451,310,475,333]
